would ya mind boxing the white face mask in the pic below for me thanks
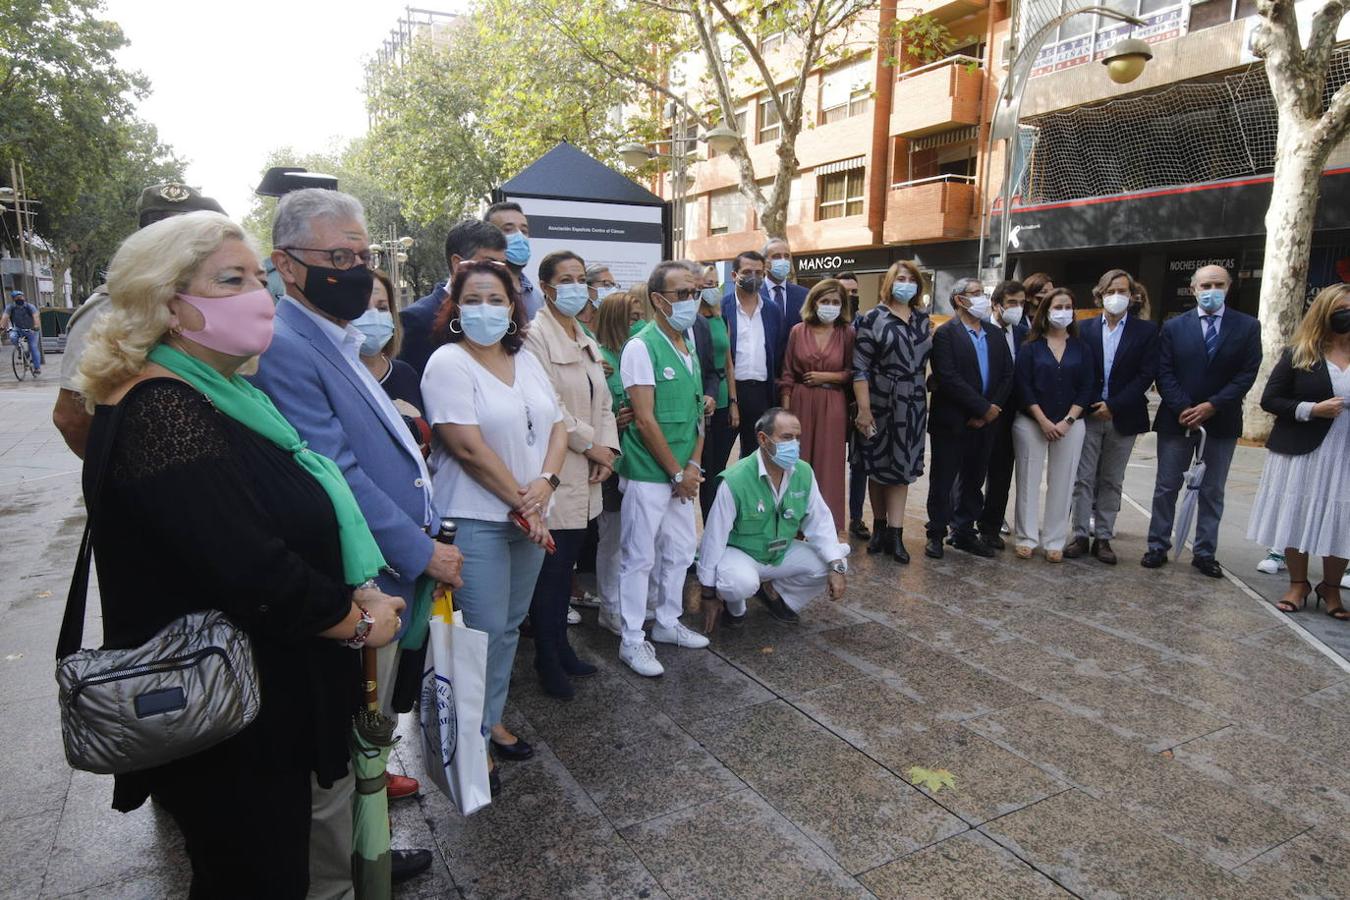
[816,303,841,324]
[1048,308,1076,330]
[1102,292,1130,317]
[1000,306,1024,327]
[966,294,992,321]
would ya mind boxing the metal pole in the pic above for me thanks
[10,159,29,299]
[18,162,37,304]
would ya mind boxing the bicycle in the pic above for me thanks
[10,328,35,381]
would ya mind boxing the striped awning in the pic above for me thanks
[910,126,979,151]
[814,155,866,176]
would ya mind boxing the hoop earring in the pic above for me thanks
[506,321,518,336]
[448,318,463,335]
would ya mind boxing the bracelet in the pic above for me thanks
[343,603,375,649]
[729,397,739,405]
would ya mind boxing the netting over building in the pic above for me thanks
[1018,48,1350,204]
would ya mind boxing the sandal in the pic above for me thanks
[1014,546,1034,560]
[1276,580,1312,614]
[1314,582,1350,620]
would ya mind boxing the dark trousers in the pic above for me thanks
[529,527,589,652]
[735,379,773,460]
[700,405,736,519]
[849,447,868,522]
[928,426,995,539]
[978,411,1016,537]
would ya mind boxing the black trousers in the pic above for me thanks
[927,425,995,540]
[735,379,774,460]
[700,405,736,519]
[529,527,589,651]
[978,411,1016,537]
[849,445,868,521]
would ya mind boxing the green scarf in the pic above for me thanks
[148,343,386,585]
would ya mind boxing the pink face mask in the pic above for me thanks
[174,288,276,357]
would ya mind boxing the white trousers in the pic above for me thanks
[596,509,622,614]
[1012,414,1086,553]
[713,542,829,616]
[619,479,696,644]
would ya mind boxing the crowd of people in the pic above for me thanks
[54,182,1350,898]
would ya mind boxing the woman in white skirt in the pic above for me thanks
[1248,283,1350,619]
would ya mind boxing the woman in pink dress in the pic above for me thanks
[779,279,855,531]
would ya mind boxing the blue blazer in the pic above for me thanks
[1078,314,1159,437]
[397,283,448,378]
[1153,307,1262,440]
[251,299,436,619]
[721,289,786,384]
[760,278,807,332]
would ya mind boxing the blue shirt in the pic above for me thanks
[1014,336,1095,423]
[1101,314,1126,399]
[966,325,990,393]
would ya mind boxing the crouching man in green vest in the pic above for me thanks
[698,407,848,631]
[616,261,711,677]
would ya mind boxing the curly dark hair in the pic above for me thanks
[431,260,526,354]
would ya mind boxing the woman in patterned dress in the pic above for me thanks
[852,261,932,563]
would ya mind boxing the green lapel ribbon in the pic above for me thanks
[148,343,386,585]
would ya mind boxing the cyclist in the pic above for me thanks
[2,290,42,374]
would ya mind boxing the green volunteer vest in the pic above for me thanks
[618,323,702,483]
[721,453,815,567]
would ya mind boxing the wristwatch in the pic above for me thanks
[1065,415,1077,425]
[670,470,685,486]
[828,559,848,575]
[344,604,374,649]
[540,472,560,490]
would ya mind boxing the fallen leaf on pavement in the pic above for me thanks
[1160,749,1174,759]
[907,766,956,793]
[760,646,774,655]
[36,591,51,598]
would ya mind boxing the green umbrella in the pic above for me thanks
[351,647,396,900]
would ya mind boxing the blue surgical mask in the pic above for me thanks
[664,297,699,332]
[1196,288,1225,313]
[769,258,791,282]
[700,286,722,307]
[552,282,589,318]
[767,437,800,469]
[459,303,511,346]
[593,285,618,307]
[892,281,918,303]
[352,308,395,357]
[504,231,531,267]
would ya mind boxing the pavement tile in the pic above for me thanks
[0,812,59,898]
[1121,656,1290,721]
[0,697,72,824]
[849,591,1005,653]
[859,830,1072,899]
[954,635,1102,695]
[609,634,775,726]
[455,827,665,900]
[979,790,1253,899]
[620,790,869,900]
[1046,675,1231,750]
[1299,679,1350,718]
[689,700,966,874]
[710,629,870,700]
[1000,609,1165,674]
[47,870,192,899]
[1233,828,1350,899]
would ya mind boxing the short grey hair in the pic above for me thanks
[755,406,795,438]
[762,236,789,256]
[272,188,367,250]
[584,263,612,285]
[950,277,983,305]
[1190,264,1231,288]
[647,260,689,296]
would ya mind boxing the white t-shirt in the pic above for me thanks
[733,296,768,381]
[422,343,563,522]
[620,327,694,389]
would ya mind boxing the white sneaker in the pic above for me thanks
[620,640,664,677]
[650,621,711,649]
[598,607,623,636]
[567,606,582,626]
[1257,552,1287,575]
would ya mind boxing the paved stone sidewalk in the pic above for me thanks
[4,373,1350,898]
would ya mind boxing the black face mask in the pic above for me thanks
[736,273,762,293]
[298,260,374,321]
[1330,308,1350,335]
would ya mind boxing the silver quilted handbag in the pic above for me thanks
[55,392,260,775]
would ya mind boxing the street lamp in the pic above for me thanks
[370,227,415,304]
[618,123,740,258]
[977,8,1153,278]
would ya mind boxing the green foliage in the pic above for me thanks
[906,765,957,793]
[886,14,955,70]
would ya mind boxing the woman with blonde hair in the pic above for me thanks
[75,211,403,897]
[780,278,854,530]
[1248,283,1350,619]
[852,260,931,562]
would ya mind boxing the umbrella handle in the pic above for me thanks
[362,647,379,712]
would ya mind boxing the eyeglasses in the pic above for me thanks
[282,247,372,270]
[658,288,698,301]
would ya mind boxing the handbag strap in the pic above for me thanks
[55,384,140,661]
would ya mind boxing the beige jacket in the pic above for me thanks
[525,307,620,529]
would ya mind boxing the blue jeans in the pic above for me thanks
[453,518,545,729]
[1147,431,1237,558]
[10,329,41,369]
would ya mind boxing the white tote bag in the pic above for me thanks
[419,591,492,816]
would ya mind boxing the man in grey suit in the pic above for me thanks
[251,189,463,895]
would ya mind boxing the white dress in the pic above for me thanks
[1248,360,1350,559]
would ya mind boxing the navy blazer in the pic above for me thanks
[397,283,448,377]
[928,317,1014,434]
[251,299,436,627]
[1260,348,1336,456]
[721,290,786,384]
[1015,335,1095,424]
[760,278,807,333]
[1079,314,1159,436]
[1154,307,1262,440]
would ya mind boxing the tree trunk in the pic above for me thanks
[1243,129,1327,441]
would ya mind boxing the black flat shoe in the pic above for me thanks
[849,518,872,540]
[1140,548,1167,568]
[723,607,746,628]
[391,848,433,883]
[491,737,535,761]
[1191,556,1223,578]
[924,537,944,559]
[559,644,599,678]
[757,588,799,624]
[951,532,995,558]
[980,531,1006,551]
[489,767,501,797]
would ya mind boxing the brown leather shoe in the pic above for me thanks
[1092,539,1117,565]
[1063,536,1090,559]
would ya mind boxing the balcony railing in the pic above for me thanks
[890,56,986,138]
[884,177,977,244]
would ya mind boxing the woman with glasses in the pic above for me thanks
[420,260,567,785]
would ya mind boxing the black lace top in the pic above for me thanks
[83,379,357,810]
